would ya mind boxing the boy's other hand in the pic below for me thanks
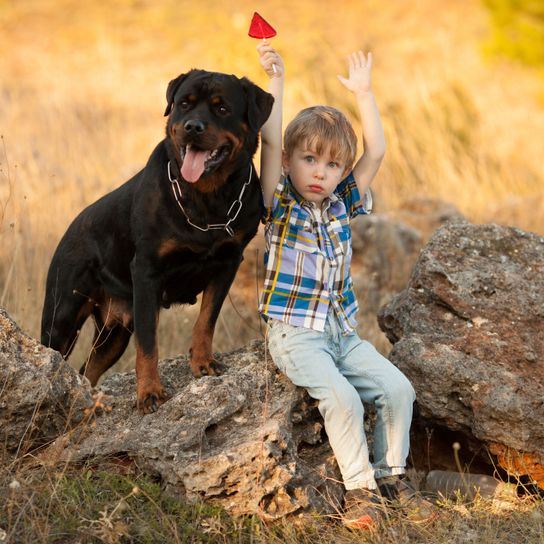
[337,51,373,95]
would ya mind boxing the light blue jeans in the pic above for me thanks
[266,311,416,490]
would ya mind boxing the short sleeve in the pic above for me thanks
[334,172,373,219]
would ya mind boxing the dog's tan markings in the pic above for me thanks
[78,295,133,384]
[205,126,227,142]
[158,239,180,259]
[231,229,248,245]
[225,131,243,157]
[97,296,132,329]
[135,342,168,414]
[158,239,203,258]
[84,328,129,386]
[190,284,217,377]
[133,310,168,413]
[194,175,227,193]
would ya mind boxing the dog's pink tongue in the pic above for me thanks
[181,147,209,183]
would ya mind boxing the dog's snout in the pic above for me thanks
[184,119,206,134]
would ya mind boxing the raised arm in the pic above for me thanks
[256,42,284,207]
[337,51,386,194]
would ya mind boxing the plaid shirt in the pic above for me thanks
[259,173,372,334]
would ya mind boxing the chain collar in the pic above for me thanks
[167,161,252,237]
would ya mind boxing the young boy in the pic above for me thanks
[256,44,435,529]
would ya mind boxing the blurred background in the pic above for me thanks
[1,0,543,375]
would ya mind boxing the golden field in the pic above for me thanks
[2,2,544,542]
[1,0,543,368]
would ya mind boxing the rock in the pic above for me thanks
[0,309,93,457]
[58,342,344,519]
[378,220,544,485]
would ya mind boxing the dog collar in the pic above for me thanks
[167,161,252,237]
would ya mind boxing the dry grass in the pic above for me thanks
[1,3,543,537]
[1,452,544,543]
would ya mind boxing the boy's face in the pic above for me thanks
[282,144,347,206]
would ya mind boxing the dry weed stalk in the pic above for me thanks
[79,486,139,544]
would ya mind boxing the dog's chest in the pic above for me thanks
[157,237,243,305]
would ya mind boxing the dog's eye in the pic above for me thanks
[179,101,190,109]
[217,105,229,115]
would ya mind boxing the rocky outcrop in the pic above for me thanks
[0,309,93,456]
[56,342,343,519]
[378,220,544,485]
[1,309,344,517]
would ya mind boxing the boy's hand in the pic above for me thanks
[337,51,373,95]
[257,41,284,79]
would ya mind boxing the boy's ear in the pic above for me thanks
[281,150,290,174]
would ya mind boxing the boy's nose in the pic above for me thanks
[314,165,325,179]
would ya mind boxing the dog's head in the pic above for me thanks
[164,70,273,187]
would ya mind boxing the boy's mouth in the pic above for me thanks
[308,184,324,193]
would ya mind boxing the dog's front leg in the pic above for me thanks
[190,263,239,377]
[131,256,169,413]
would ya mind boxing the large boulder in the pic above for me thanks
[378,220,544,485]
[0,309,93,457]
[58,342,344,519]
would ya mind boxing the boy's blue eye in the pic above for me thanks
[304,156,315,163]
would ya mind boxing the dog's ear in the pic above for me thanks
[240,77,274,132]
[164,72,190,116]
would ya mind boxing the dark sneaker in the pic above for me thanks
[342,487,385,530]
[378,475,437,523]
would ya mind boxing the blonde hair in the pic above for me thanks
[283,106,357,172]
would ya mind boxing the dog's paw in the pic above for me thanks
[190,358,225,377]
[137,387,170,414]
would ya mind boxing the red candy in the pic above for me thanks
[248,12,277,39]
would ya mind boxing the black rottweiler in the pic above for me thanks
[41,70,273,413]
